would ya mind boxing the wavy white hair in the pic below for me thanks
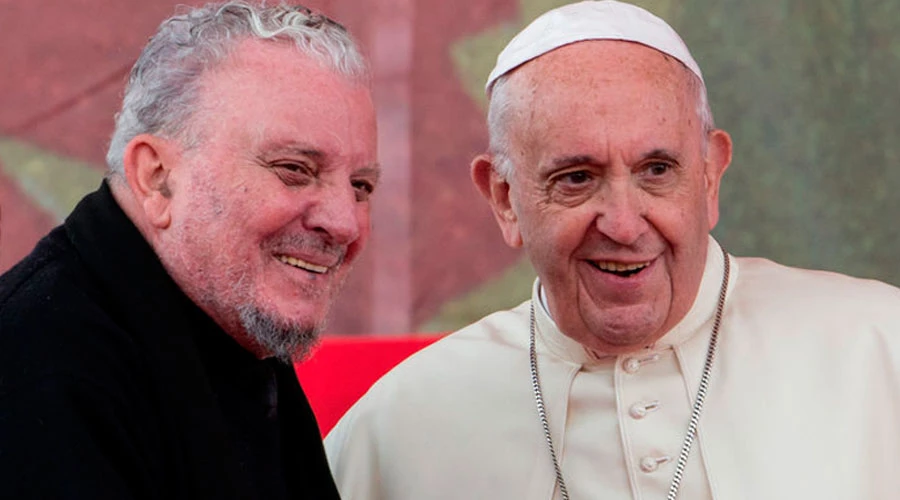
[106,1,369,174]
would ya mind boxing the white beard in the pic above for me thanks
[238,303,322,363]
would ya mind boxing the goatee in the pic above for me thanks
[238,304,321,363]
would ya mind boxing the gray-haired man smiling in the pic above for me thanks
[0,2,378,498]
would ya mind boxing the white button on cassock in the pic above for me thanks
[623,357,642,374]
[639,455,671,473]
[628,400,660,419]
[622,353,660,374]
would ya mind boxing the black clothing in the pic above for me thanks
[0,182,340,499]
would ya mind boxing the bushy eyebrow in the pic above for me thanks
[354,165,381,183]
[549,149,682,170]
[551,154,598,170]
[644,149,681,163]
[259,143,325,161]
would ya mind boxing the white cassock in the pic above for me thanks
[325,237,900,500]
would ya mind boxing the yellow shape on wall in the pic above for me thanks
[0,137,104,222]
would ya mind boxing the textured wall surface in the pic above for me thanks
[1,0,897,335]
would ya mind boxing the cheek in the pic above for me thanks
[651,182,710,238]
[236,188,305,236]
[523,208,593,261]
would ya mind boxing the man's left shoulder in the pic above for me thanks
[734,256,900,320]
[737,256,900,298]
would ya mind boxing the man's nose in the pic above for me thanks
[303,185,361,245]
[593,182,648,246]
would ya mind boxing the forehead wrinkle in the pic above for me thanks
[521,41,694,111]
[527,46,694,137]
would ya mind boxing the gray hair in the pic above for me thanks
[106,1,369,174]
[486,61,715,179]
[238,303,320,363]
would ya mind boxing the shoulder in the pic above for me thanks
[367,300,530,392]
[325,301,540,495]
[0,229,143,399]
[0,234,162,495]
[0,226,69,305]
[734,256,900,309]
[728,256,900,338]
[325,300,532,437]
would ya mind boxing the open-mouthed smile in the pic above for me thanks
[276,254,330,274]
[589,260,652,277]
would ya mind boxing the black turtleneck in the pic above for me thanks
[0,181,340,500]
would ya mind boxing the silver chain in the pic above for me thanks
[529,244,730,500]
[530,308,571,500]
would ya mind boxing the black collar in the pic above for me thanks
[62,180,339,499]
[64,180,260,498]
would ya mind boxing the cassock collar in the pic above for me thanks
[532,236,738,366]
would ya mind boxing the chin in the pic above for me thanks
[586,315,666,351]
[238,303,324,363]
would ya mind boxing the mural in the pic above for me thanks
[1,0,897,335]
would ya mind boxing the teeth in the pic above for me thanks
[595,261,650,272]
[277,255,328,274]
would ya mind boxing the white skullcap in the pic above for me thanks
[486,0,703,93]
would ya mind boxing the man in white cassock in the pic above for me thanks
[324,1,900,499]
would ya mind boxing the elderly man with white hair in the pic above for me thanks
[325,1,900,499]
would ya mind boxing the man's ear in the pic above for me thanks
[703,129,732,230]
[470,154,522,248]
[121,134,176,229]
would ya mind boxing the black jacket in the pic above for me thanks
[0,181,341,499]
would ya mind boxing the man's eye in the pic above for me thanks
[272,162,314,185]
[559,170,592,185]
[547,170,596,205]
[352,180,375,201]
[275,162,309,173]
[646,162,672,176]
